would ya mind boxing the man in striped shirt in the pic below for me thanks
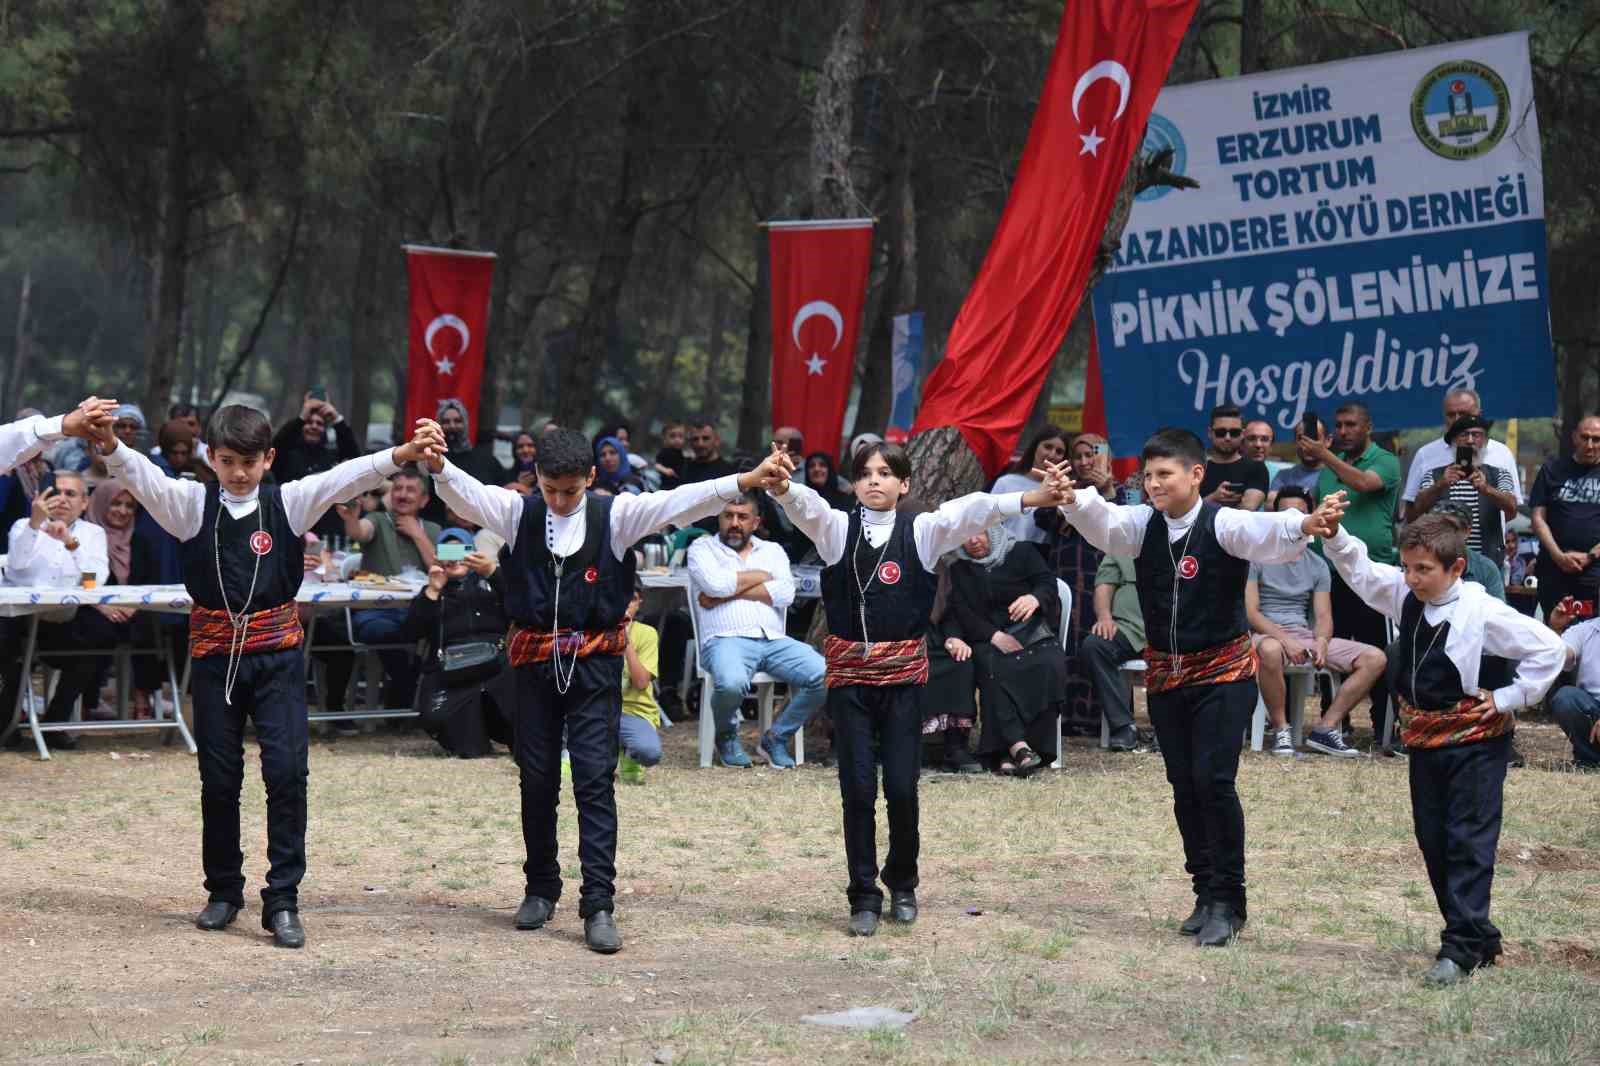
[687,494,825,768]
[1408,416,1518,570]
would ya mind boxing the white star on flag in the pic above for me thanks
[805,354,827,376]
[434,356,456,375]
[1078,127,1105,157]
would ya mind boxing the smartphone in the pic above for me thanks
[1225,481,1245,492]
[1301,411,1319,439]
[309,384,327,401]
[437,543,468,562]
[1454,445,1474,468]
[1092,442,1109,457]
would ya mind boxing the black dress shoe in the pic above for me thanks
[584,912,622,954]
[268,910,305,949]
[1178,899,1209,936]
[848,910,879,937]
[889,890,918,924]
[1194,901,1245,947]
[515,895,556,930]
[195,901,241,931]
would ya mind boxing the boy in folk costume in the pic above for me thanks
[1320,511,1563,986]
[1050,428,1345,946]
[765,442,1068,937]
[422,425,793,954]
[88,404,439,948]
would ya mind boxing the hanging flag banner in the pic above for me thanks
[768,219,875,461]
[887,311,925,433]
[911,0,1201,477]
[1090,32,1553,456]
[404,245,497,436]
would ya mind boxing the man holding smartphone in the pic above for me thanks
[1199,405,1268,511]
[1407,416,1517,569]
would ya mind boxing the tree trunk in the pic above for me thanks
[1239,0,1267,75]
[811,0,868,219]
[702,285,730,426]
[346,212,382,447]
[906,426,986,503]
[736,228,771,452]
[5,269,32,412]
[141,0,204,421]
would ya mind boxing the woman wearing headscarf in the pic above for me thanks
[594,435,644,494]
[803,452,853,511]
[990,425,1070,548]
[918,558,981,772]
[1033,431,1123,735]
[947,523,1066,775]
[504,431,539,496]
[84,479,165,718]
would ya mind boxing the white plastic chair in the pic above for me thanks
[1250,663,1343,750]
[684,590,797,768]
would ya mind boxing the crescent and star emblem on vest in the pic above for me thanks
[878,561,902,585]
[249,531,274,557]
[584,566,599,584]
[1177,555,1199,580]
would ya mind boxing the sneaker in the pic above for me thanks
[759,730,796,769]
[714,735,752,768]
[1306,728,1360,759]
[618,754,645,785]
[1270,726,1295,756]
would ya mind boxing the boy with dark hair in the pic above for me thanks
[1052,427,1345,946]
[1319,511,1564,985]
[423,423,793,954]
[765,440,1068,937]
[88,402,439,948]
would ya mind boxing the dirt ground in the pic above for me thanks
[2,709,1597,1066]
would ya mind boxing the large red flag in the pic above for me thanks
[911,0,1198,477]
[405,245,497,436]
[769,220,874,461]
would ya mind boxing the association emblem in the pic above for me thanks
[1411,60,1510,160]
[878,561,902,585]
[1135,113,1186,202]
[249,530,274,556]
[1177,555,1199,580]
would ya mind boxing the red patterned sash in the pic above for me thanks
[506,622,628,667]
[1142,633,1257,694]
[823,635,929,689]
[1396,694,1513,750]
[189,602,304,660]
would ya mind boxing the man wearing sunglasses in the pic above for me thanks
[1199,405,1268,511]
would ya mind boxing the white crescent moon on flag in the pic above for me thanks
[425,314,470,357]
[1071,60,1131,123]
[791,300,845,351]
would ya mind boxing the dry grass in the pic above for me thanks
[1,710,1597,1065]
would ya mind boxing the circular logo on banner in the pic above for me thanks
[249,531,274,556]
[584,566,599,585]
[1177,555,1200,580]
[878,561,902,586]
[1135,113,1186,202]
[1410,61,1510,160]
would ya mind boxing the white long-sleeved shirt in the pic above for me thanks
[1058,487,1310,564]
[1560,618,1600,697]
[686,533,794,641]
[1322,526,1564,711]
[4,516,108,588]
[770,482,1025,570]
[103,440,401,540]
[0,414,64,477]
[430,458,743,561]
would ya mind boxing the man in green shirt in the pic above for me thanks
[1081,552,1148,752]
[1305,401,1401,743]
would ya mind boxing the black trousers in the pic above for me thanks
[513,655,622,917]
[1147,678,1255,916]
[1078,630,1139,740]
[830,682,921,914]
[1329,567,1391,735]
[190,648,309,925]
[1410,734,1508,970]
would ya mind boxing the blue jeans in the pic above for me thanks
[618,713,662,766]
[702,635,825,741]
[1550,686,1600,765]
[350,608,417,702]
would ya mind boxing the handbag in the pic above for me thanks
[436,586,505,686]
[1005,613,1057,650]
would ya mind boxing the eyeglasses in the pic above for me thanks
[1211,427,1243,438]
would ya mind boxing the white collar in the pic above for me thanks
[861,506,896,527]
[1423,579,1464,608]
[1163,497,1204,528]
[221,486,259,506]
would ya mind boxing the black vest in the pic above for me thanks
[1133,502,1251,654]
[821,508,937,643]
[1387,594,1468,711]
[179,485,305,612]
[500,493,635,629]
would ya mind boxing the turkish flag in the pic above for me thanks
[911,0,1198,477]
[404,245,497,437]
[768,220,874,462]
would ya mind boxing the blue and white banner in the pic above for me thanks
[888,311,926,432]
[1090,32,1553,457]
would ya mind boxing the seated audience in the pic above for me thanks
[686,494,826,768]
[504,431,538,495]
[921,559,981,772]
[1530,414,1600,618]
[404,536,513,757]
[619,580,663,779]
[86,478,169,718]
[271,393,360,537]
[802,451,853,512]
[947,523,1066,775]
[654,420,687,490]
[1548,603,1600,771]
[1,471,109,747]
[1408,415,1517,569]
[1246,487,1386,758]
[991,425,1069,545]
[1081,552,1148,752]
[595,435,645,495]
